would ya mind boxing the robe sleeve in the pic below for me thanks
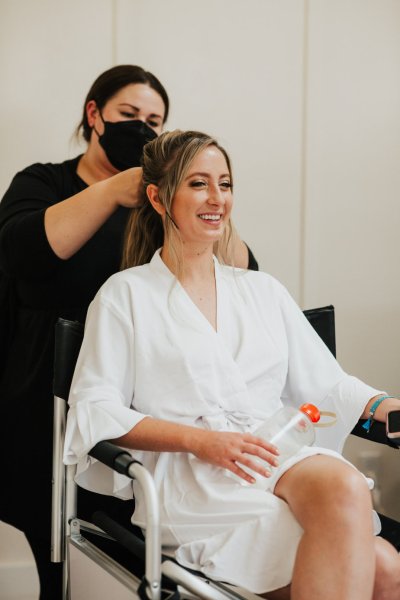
[276,280,383,451]
[63,288,148,496]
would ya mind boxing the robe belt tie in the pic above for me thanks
[200,409,337,432]
[200,411,258,432]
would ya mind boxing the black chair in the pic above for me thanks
[304,305,400,550]
[51,306,400,599]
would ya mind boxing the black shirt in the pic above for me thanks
[0,156,130,536]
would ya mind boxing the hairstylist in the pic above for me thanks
[0,64,255,600]
[0,64,168,599]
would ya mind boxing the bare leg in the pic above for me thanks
[271,455,376,600]
[373,537,400,600]
[261,583,291,600]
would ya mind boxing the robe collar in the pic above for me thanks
[149,248,220,282]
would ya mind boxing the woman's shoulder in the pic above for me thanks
[219,263,286,296]
[12,155,82,180]
[95,263,157,303]
[0,156,85,225]
[2,156,85,204]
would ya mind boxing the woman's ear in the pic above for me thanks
[86,100,98,128]
[146,184,166,217]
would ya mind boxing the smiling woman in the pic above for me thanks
[64,129,400,600]
[149,144,233,248]
[146,137,234,329]
[121,130,241,278]
[152,145,233,238]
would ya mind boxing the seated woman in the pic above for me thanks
[64,129,400,600]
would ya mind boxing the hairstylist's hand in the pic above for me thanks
[110,166,144,208]
[45,166,145,259]
[191,430,280,484]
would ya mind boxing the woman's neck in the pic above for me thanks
[161,243,215,284]
[162,243,218,330]
[77,145,118,185]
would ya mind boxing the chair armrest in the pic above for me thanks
[351,420,400,449]
[89,440,142,475]
[88,440,161,600]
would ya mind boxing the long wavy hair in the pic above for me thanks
[121,129,240,274]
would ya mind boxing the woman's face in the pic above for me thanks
[170,146,233,246]
[94,83,165,135]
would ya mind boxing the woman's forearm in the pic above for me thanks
[44,167,142,259]
[111,416,280,484]
[361,394,400,421]
[112,416,199,453]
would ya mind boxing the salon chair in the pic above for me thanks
[52,318,257,600]
[51,305,400,600]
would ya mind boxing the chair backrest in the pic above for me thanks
[51,319,84,564]
[53,318,84,401]
[303,305,336,357]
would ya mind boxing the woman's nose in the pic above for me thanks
[208,184,224,206]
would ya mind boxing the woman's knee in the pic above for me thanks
[275,456,373,527]
[373,537,400,600]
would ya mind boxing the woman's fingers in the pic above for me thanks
[243,434,280,456]
[238,449,277,473]
[229,461,258,484]
[194,431,281,483]
[114,167,144,208]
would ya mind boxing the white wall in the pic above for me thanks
[304,0,400,518]
[1,1,400,597]
[115,0,305,296]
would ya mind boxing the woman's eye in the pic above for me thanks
[120,111,136,118]
[220,181,232,189]
[148,120,159,128]
[190,180,206,188]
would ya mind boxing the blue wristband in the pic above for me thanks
[362,395,395,433]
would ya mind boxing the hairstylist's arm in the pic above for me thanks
[113,416,279,484]
[44,167,142,260]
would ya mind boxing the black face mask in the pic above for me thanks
[95,113,157,171]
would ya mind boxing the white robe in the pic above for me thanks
[64,250,381,593]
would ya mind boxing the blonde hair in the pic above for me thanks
[121,129,240,273]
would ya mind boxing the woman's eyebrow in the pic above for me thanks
[117,103,163,120]
[185,172,231,180]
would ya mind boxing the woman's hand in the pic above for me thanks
[191,430,280,484]
[115,418,279,485]
[362,394,400,422]
[110,166,144,208]
[45,167,144,259]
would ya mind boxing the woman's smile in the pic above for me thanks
[171,146,233,245]
[198,212,223,223]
